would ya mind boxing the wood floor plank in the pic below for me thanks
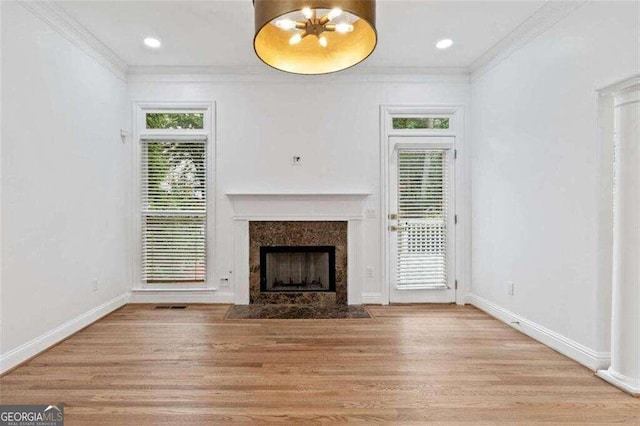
[1,304,638,424]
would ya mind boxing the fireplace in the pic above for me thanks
[249,221,347,305]
[228,192,369,305]
[260,246,336,293]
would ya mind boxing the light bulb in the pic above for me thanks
[327,8,342,20]
[436,39,454,49]
[335,23,354,33]
[143,37,162,48]
[275,19,297,30]
[289,33,303,45]
[318,36,328,47]
[302,7,313,19]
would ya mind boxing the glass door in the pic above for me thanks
[389,137,456,303]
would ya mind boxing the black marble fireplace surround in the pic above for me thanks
[249,221,348,305]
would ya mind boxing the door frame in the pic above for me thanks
[380,105,468,305]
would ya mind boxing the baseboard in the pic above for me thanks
[596,368,640,396]
[361,292,384,304]
[129,288,234,304]
[466,293,611,371]
[0,292,130,374]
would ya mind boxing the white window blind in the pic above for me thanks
[396,149,449,289]
[141,138,207,283]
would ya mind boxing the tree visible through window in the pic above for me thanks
[393,117,449,130]
[146,113,204,130]
[145,142,206,210]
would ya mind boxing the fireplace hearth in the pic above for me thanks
[260,246,336,293]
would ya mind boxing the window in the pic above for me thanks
[392,117,450,130]
[146,112,204,130]
[138,107,210,284]
[396,149,449,288]
[141,138,207,283]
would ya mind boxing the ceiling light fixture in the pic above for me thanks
[253,1,377,75]
[436,39,453,50]
[143,37,162,48]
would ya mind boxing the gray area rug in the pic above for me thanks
[225,304,372,319]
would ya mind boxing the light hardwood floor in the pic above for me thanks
[1,304,638,424]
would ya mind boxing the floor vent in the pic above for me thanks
[154,305,188,310]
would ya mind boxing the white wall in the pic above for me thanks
[1,2,130,370]
[128,75,469,302]
[469,1,639,362]
[0,1,4,356]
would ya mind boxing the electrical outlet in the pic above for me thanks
[92,278,99,292]
[507,281,515,296]
[366,266,374,279]
[365,208,376,218]
[291,155,302,165]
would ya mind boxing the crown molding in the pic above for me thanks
[126,65,470,84]
[18,1,128,81]
[470,1,585,81]
[597,74,640,96]
[17,1,585,86]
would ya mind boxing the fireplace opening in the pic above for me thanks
[260,246,336,292]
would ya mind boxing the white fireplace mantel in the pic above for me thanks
[226,191,371,305]
[225,191,371,196]
[225,191,371,220]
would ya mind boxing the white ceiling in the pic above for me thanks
[56,0,545,69]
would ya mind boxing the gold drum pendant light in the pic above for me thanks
[253,0,377,75]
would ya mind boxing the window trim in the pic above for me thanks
[132,102,215,291]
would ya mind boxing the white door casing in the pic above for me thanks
[380,105,467,305]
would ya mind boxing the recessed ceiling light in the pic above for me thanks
[436,39,453,50]
[144,37,162,48]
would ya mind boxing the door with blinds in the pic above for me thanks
[389,136,455,303]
